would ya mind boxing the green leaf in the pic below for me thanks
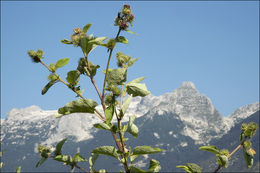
[54,155,73,165]
[55,58,69,69]
[93,123,111,131]
[186,163,202,173]
[130,155,139,163]
[36,157,47,168]
[128,58,139,67]
[106,68,127,85]
[126,83,150,97]
[80,37,89,54]
[126,29,138,35]
[83,23,92,33]
[217,155,229,168]
[91,146,119,159]
[105,106,114,124]
[132,145,163,155]
[122,95,132,115]
[129,166,146,173]
[73,153,87,163]
[54,138,67,156]
[56,99,98,117]
[89,153,99,171]
[129,159,161,173]
[116,36,128,44]
[88,37,107,46]
[176,165,191,173]
[127,115,139,138]
[48,74,58,81]
[66,70,80,86]
[199,146,220,155]
[129,77,145,84]
[49,63,56,72]
[148,159,161,172]
[243,150,254,169]
[41,80,56,95]
[61,39,73,44]
[15,166,21,173]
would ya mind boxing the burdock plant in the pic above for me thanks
[28,5,258,173]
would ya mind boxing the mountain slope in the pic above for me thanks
[1,82,259,172]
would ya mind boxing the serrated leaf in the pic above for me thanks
[56,99,98,117]
[132,145,163,155]
[199,146,220,155]
[36,157,47,168]
[127,115,138,138]
[106,68,127,85]
[129,77,145,84]
[91,146,119,159]
[61,39,73,44]
[55,58,69,69]
[105,106,114,124]
[66,70,80,86]
[186,163,202,173]
[126,83,150,97]
[15,166,21,173]
[83,23,92,33]
[41,80,56,95]
[73,153,87,163]
[122,96,132,115]
[93,123,111,130]
[116,36,128,44]
[54,138,67,156]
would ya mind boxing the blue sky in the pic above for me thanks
[1,1,259,118]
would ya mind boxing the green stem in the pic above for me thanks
[115,110,130,173]
[83,52,104,110]
[101,28,122,108]
[39,60,105,122]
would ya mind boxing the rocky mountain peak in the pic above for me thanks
[179,81,196,90]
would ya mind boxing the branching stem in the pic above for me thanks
[213,144,243,173]
[39,60,105,121]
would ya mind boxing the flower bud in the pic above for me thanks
[123,5,130,9]
[70,34,81,46]
[73,27,81,34]
[120,21,128,30]
[27,49,43,63]
[122,8,131,15]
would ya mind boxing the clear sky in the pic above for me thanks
[1,1,259,119]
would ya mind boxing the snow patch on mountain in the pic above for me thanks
[226,102,260,128]
[1,81,259,147]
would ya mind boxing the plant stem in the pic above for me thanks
[101,28,122,107]
[213,144,243,173]
[39,60,105,121]
[83,53,103,106]
[74,164,89,173]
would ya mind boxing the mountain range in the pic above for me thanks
[1,81,259,172]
